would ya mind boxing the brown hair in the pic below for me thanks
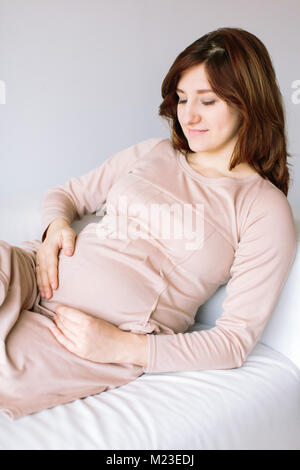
[159,27,292,196]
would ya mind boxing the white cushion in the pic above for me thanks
[0,335,299,450]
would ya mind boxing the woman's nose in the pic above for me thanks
[181,103,202,125]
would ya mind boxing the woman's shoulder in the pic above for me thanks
[252,177,293,216]
[118,137,171,165]
[241,177,296,245]
[134,136,170,152]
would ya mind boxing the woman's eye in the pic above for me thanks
[177,99,216,105]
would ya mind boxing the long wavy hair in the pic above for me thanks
[159,27,292,196]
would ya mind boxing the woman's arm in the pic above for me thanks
[141,189,297,374]
[41,138,164,241]
[119,332,148,367]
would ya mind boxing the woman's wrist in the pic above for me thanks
[119,331,148,367]
[42,217,71,241]
[49,217,70,231]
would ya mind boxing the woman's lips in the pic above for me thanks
[188,129,208,136]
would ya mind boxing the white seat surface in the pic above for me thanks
[1,324,299,450]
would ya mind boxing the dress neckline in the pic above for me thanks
[176,149,261,184]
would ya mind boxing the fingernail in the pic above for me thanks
[51,282,56,289]
[65,249,72,255]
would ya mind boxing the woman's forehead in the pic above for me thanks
[177,65,212,91]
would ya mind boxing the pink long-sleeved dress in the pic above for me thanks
[0,137,297,419]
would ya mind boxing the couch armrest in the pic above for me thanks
[259,220,300,369]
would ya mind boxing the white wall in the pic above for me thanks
[0,0,299,214]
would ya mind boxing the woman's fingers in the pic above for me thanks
[47,253,59,291]
[35,228,77,299]
[61,229,77,256]
[41,265,52,298]
[35,263,43,297]
[36,262,51,298]
[36,245,59,299]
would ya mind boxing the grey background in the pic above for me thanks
[0,0,299,216]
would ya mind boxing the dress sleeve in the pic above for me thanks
[143,189,298,374]
[40,137,163,241]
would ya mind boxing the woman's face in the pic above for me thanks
[176,63,241,158]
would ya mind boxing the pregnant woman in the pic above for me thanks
[0,27,297,419]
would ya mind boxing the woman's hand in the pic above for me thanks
[35,218,77,299]
[49,305,148,366]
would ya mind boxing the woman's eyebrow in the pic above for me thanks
[176,88,213,94]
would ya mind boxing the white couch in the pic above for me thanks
[0,191,299,450]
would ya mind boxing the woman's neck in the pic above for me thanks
[186,152,257,178]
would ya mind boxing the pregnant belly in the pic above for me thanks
[39,226,167,328]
